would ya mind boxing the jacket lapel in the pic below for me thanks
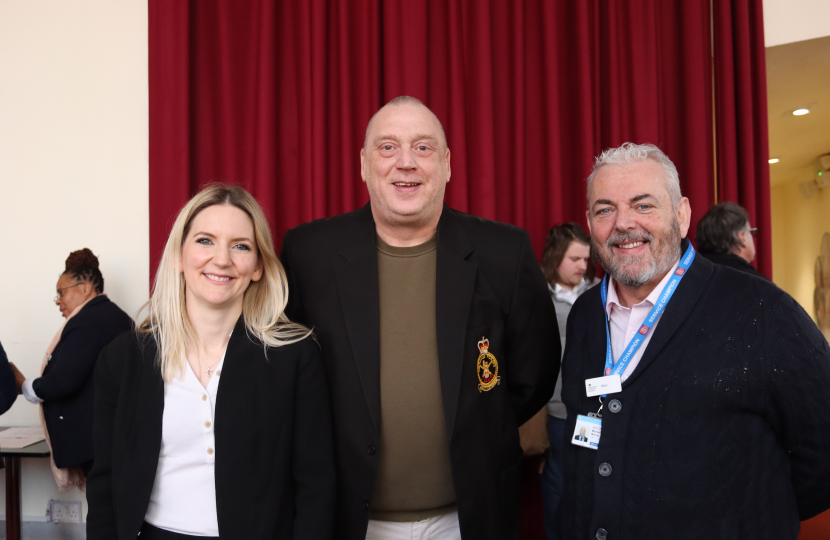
[333,205,382,433]
[581,287,610,387]
[620,239,713,388]
[121,337,164,522]
[435,207,476,439]
[214,317,249,430]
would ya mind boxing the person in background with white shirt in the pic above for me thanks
[86,184,335,540]
[539,222,597,540]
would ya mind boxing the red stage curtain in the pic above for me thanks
[713,0,772,277]
[148,0,731,281]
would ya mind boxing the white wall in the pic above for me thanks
[764,0,830,47]
[0,0,148,521]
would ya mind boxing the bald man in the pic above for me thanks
[280,96,558,540]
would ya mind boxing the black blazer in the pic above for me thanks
[698,250,771,281]
[280,204,559,540]
[0,340,19,470]
[0,341,18,417]
[86,317,335,540]
[33,295,132,468]
[558,240,830,539]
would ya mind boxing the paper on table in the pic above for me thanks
[0,426,46,448]
[0,426,46,440]
[1,437,44,449]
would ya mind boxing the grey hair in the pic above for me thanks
[586,143,682,209]
[363,95,448,150]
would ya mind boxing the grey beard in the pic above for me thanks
[594,220,682,289]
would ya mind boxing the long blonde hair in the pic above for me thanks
[139,184,310,381]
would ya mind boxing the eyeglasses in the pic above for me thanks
[54,283,84,302]
[747,227,757,237]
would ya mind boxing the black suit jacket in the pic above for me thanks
[698,250,771,281]
[0,341,18,417]
[0,340,19,470]
[33,295,132,468]
[86,318,335,540]
[558,240,830,540]
[280,204,559,540]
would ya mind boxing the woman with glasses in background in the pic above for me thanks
[19,248,133,488]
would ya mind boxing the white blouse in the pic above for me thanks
[143,351,226,536]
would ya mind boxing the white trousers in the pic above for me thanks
[365,511,462,540]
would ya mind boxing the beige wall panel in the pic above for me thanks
[0,0,148,521]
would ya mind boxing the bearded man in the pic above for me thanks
[557,143,830,540]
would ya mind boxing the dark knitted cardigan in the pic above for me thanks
[558,240,830,540]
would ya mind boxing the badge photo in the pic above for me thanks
[476,337,500,392]
[572,414,602,450]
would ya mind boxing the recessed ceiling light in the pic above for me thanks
[793,108,810,116]
[769,158,780,164]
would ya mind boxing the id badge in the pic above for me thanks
[585,374,621,397]
[571,414,602,450]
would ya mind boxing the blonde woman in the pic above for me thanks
[87,185,335,540]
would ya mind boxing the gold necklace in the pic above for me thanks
[202,358,221,377]
[195,334,231,379]
[199,350,224,378]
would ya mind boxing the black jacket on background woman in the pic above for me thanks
[86,317,335,540]
[0,340,20,470]
[33,295,132,468]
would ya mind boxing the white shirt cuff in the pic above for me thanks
[22,378,43,404]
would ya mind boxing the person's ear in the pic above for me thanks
[360,148,367,182]
[736,230,748,248]
[677,197,691,238]
[251,259,264,283]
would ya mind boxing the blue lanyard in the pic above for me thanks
[599,243,695,393]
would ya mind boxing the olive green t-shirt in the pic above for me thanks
[369,234,457,522]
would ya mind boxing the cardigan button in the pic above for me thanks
[367,445,377,455]
[598,462,612,477]
[596,528,608,540]
[608,399,622,413]
[363,501,369,511]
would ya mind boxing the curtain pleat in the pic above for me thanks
[713,0,772,277]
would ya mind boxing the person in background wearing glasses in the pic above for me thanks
[18,248,132,487]
[694,202,770,280]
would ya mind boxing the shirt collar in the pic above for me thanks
[605,258,681,317]
[553,282,571,295]
[550,279,591,303]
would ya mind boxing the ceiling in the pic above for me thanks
[766,35,830,187]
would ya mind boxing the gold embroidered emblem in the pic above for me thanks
[477,337,501,392]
